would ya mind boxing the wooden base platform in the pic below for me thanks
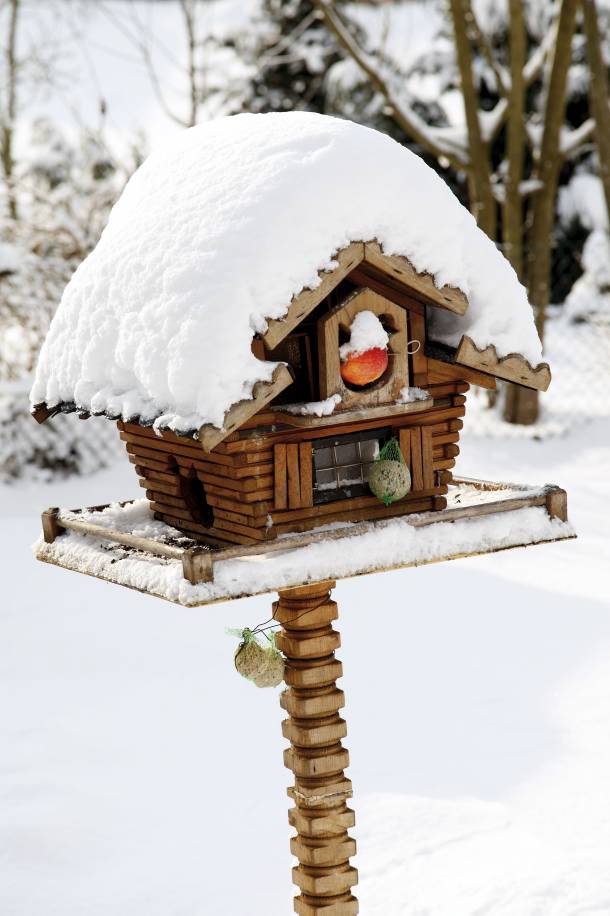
[35,477,574,607]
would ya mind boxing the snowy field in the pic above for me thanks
[1,417,608,915]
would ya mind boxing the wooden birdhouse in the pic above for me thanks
[30,113,553,550]
[31,113,572,916]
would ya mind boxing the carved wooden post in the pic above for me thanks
[275,580,358,915]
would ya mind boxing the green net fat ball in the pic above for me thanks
[368,459,411,506]
[253,652,285,688]
[234,629,285,688]
[235,637,269,681]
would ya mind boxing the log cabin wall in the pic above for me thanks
[118,379,466,547]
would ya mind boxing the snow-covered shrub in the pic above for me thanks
[559,172,610,323]
[0,120,141,479]
[0,382,122,482]
[0,120,135,381]
[565,229,610,322]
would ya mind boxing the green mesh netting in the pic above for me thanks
[378,437,405,463]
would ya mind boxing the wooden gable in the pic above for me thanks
[197,240,471,452]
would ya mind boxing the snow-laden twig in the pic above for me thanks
[313,0,469,168]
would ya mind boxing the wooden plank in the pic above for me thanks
[363,241,468,315]
[399,428,411,473]
[119,420,200,448]
[145,490,186,509]
[262,241,365,350]
[348,264,425,315]
[130,455,168,473]
[431,432,461,446]
[454,335,551,391]
[421,427,435,489]
[198,364,295,452]
[213,517,274,541]
[270,485,447,525]
[415,405,466,426]
[433,458,456,471]
[425,382,469,397]
[299,442,313,509]
[200,480,274,503]
[149,502,199,523]
[205,494,271,518]
[41,508,61,543]
[410,429,424,491]
[229,461,273,479]
[226,402,456,448]
[273,498,438,535]
[273,399,432,429]
[215,436,270,454]
[51,514,184,560]
[213,507,270,529]
[433,444,460,460]
[274,444,288,510]
[287,443,301,509]
[426,356,496,390]
[545,486,568,521]
[193,469,273,493]
[138,477,181,497]
[409,311,428,384]
[122,433,205,463]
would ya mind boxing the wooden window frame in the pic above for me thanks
[317,287,408,409]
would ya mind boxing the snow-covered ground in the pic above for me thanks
[1,416,608,915]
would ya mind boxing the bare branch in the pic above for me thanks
[313,0,469,168]
[523,21,558,86]
[467,7,511,98]
[582,0,610,217]
[449,0,495,236]
[503,0,526,277]
[560,117,596,158]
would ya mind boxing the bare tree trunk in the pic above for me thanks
[582,0,610,219]
[501,0,530,423]
[505,0,579,425]
[1,0,20,221]
[527,0,578,340]
[179,0,199,128]
[503,0,526,279]
[449,0,496,238]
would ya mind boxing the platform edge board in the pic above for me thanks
[35,526,576,608]
[35,478,574,605]
[40,481,569,585]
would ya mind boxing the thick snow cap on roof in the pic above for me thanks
[31,111,543,433]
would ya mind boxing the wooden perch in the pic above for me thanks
[197,363,294,452]
[455,336,551,391]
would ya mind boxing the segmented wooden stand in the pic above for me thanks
[275,580,358,914]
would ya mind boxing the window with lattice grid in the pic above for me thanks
[312,428,391,504]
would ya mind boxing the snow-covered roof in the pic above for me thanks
[31,111,544,434]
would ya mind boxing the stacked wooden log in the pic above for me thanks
[275,580,358,915]
[118,382,466,547]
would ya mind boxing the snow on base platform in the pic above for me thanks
[33,481,575,607]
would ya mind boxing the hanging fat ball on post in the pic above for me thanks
[232,628,285,688]
[367,437,411,506]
